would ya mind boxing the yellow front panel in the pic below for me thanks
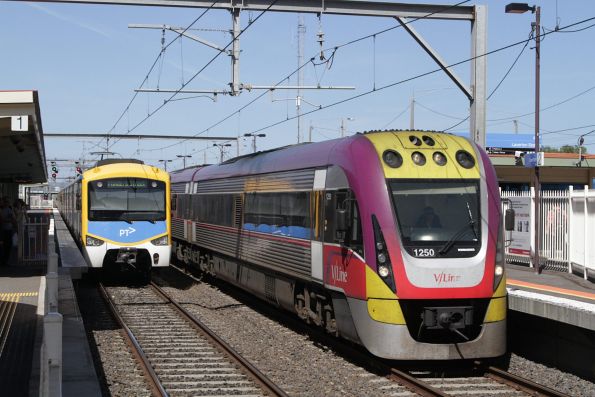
[485,273,507,323]
[368,298,406,325]
[364,131,480,180]
[80,162,171,245]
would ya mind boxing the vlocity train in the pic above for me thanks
[57,159,171,281]
[171,131,507,360]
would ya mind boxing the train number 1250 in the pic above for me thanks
[412,248,435,257]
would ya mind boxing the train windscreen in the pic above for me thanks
[88,178,166,222]
[389,179,480,257]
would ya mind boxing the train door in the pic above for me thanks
[322,188,366,299]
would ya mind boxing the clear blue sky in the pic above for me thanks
[1,0,594,177]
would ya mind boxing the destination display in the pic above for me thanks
[103,178,149,188]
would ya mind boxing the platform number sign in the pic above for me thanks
[11,115,29,132]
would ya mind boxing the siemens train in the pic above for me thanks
[171,131,507,360]
[57,159,171,281]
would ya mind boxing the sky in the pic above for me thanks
[1,0,595,179]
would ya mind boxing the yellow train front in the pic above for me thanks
[58,159,171,280]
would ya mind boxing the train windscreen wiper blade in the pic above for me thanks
[438,220,477,255]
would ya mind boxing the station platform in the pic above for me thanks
[506,263,595,331]
[0,225,101,397]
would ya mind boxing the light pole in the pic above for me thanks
[176,154,192,168]
[243,133,266,153]
[158,159,172,171]
[213,143,232,163]
[340,117,355,138]
[506,2,541,273]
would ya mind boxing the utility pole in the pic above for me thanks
[505,2,541,274]
[409,93,415,130]
[158,159,172,171]
[213,143,231,162]
[513,119,518,134]
[534,5,541,274]
[244,133,266,153]
[296,15,305,143]
[176,154,192,168]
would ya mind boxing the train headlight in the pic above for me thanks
[86,236,104,246]
[422,135,435,146]
[411,151,426,166]
[382,150,403,168]
[151,235,169,246]
[433,152,447,166]
[494,224,505,291]
[456,150,475,169]
[372,215,396,292]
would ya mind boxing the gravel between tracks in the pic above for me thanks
[156,268,595,397]
[75,280,152,397]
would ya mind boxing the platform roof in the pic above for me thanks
[0,91,47,184]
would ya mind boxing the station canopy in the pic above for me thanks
[0,91,46,184]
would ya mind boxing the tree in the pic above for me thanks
[540,145,587,154]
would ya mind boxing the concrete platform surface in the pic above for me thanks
[506,264,595,331]
[0,265,101,396]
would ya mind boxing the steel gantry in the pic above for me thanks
[6,0,488,146]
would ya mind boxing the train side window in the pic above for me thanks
[171,194,177,212]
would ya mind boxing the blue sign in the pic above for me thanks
[454,132,535,151]
[88,221,166,243]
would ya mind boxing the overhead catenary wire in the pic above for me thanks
[103,0,220,142]
[128,5,595,158]
[245,14,595,137]
[109,0,282,151]
[133,0,475,154]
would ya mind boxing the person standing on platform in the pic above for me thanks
[1,197,16,266]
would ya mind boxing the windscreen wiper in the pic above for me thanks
[438,220,477,255]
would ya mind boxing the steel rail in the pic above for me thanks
[484,365,569,397]
[388,368,451,397]
[149,281,288,397]
[168,263,452,397]
[98,283,168,397]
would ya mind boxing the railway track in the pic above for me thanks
[165,264,571,397]
[389,365,570,396]
[99,282,287,397]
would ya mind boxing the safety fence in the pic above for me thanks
[501,186,595,280]
[17,209,51,265]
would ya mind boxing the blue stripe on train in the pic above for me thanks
[88,221,167,244]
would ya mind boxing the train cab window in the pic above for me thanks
[389,179,480,258]
[88,178,166,222]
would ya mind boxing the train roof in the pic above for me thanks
[169,130,475,184]
[95,158,144,167]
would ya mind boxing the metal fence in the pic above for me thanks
[501,186,594,280]
[17,209,51,265]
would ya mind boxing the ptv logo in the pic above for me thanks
[119,227,136,237]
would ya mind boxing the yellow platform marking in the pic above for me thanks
[0,295,20,358]
[507,279,595,302]
[0,292,38,299]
